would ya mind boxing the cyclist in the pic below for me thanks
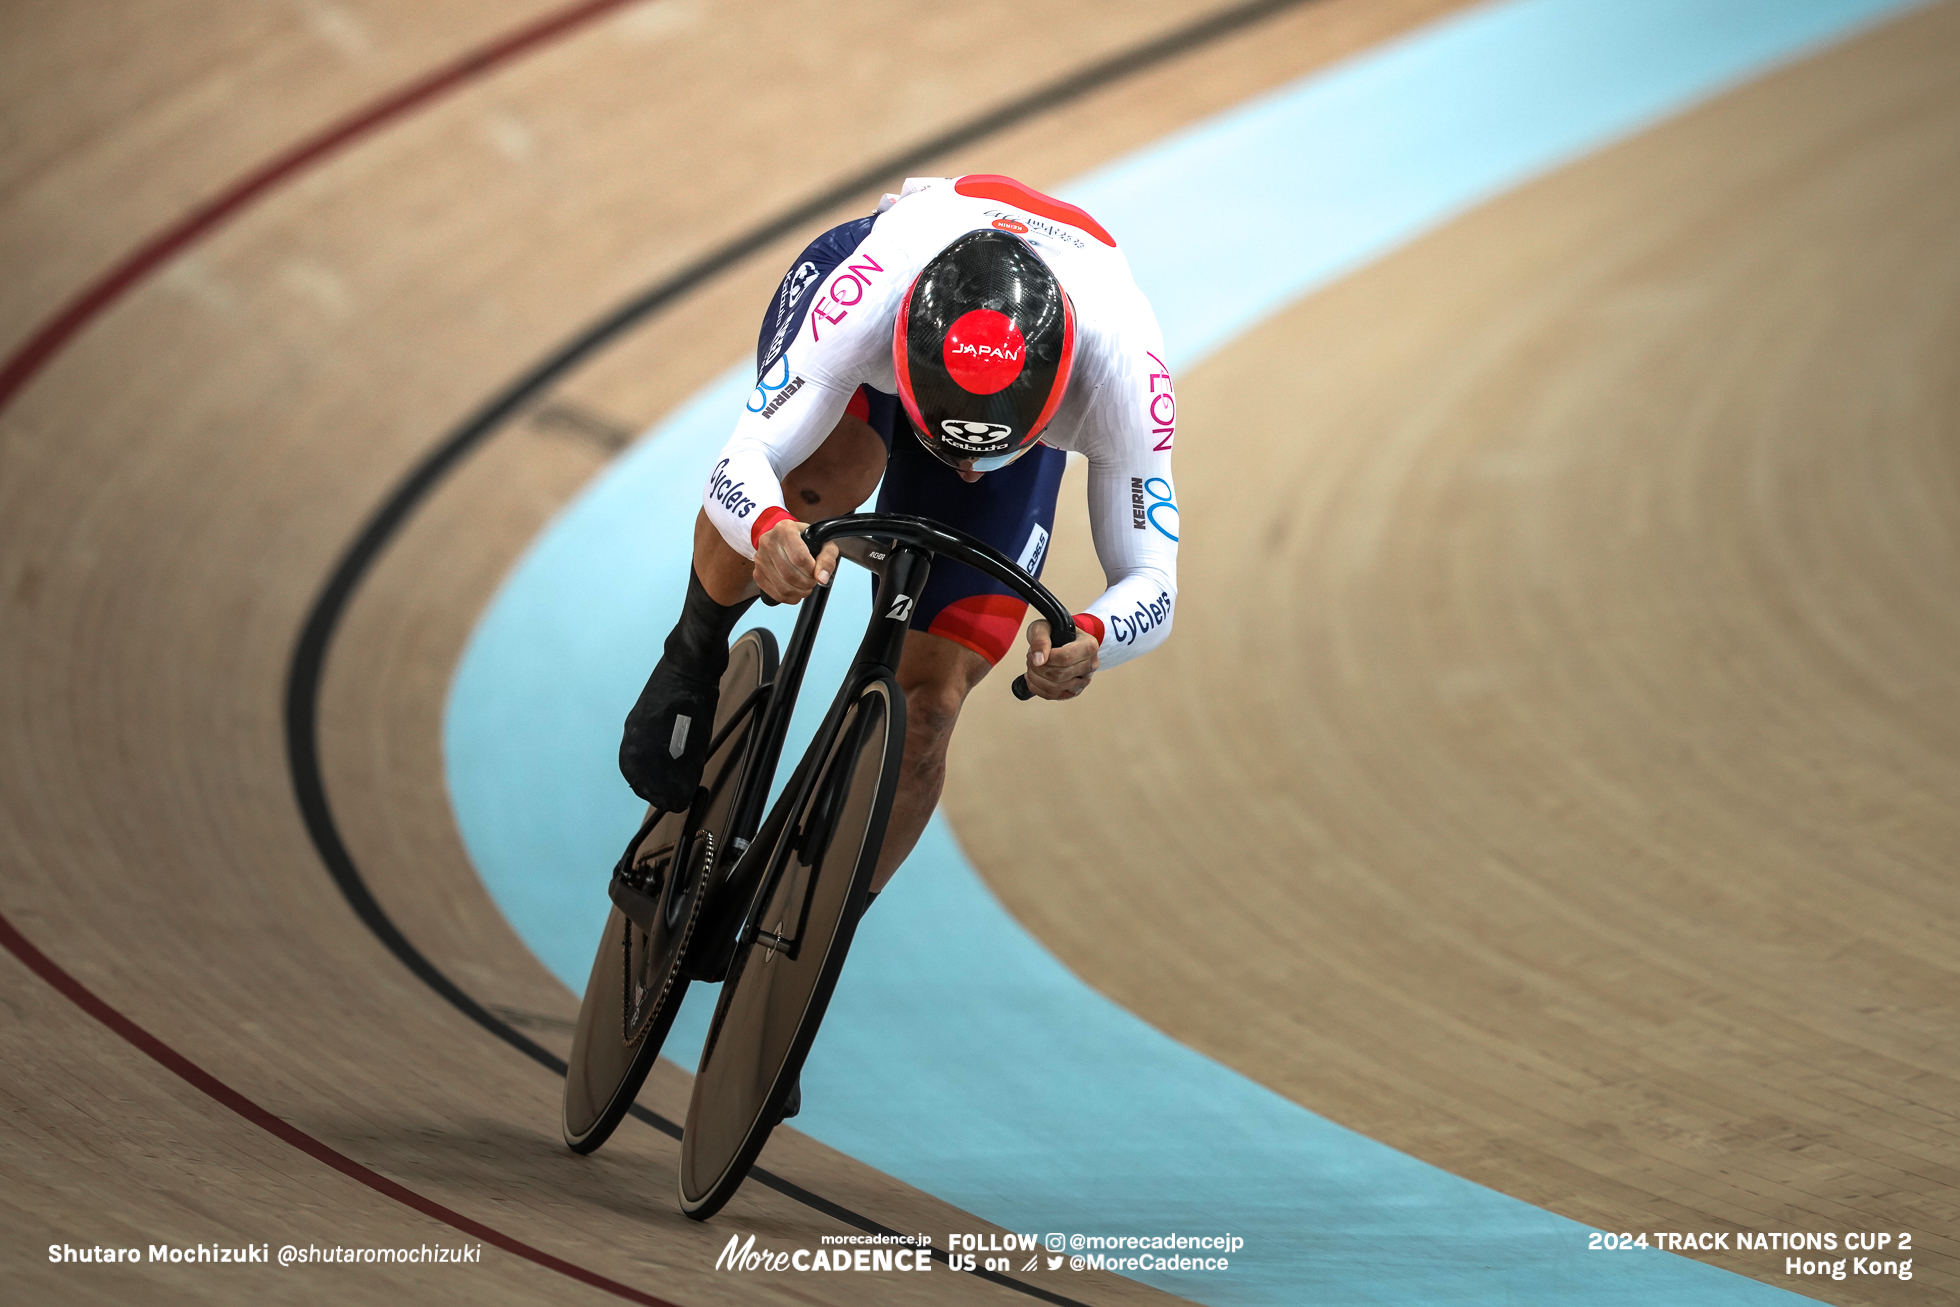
[620,173,1179,902]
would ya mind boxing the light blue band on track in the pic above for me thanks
[446,1,1919,1300]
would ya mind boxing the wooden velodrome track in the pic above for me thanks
[1,1,1954,1304]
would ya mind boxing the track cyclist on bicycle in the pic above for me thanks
[621,173,1179,895]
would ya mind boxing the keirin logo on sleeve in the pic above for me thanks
[747,354,793,414]
[1129,476,1177,541]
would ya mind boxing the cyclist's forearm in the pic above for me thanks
[701,444,785,559]
[703,378,857,557]
[1079,569,1177,669]
[1080,457,1179,668]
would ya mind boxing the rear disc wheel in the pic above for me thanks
[560,629,776,1153]
[677,676,902,1219]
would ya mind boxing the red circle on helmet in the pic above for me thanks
[941,310,1026,395]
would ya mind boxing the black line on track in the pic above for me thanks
[285,0,1319,1299]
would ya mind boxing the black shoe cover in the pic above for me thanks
[777,1078,801,1123]
[619,658,719,812]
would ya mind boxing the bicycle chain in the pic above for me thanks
[621,829,712,1045]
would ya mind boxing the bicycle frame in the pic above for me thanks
[695,513,1076,972]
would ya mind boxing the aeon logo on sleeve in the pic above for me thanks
[809,253,884,341]
[940,420,1014,453]
[1144,350,1175,452]
[707,458,758,520]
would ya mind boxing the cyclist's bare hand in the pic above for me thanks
[1023,619,1099,700]
[753,518,838,604]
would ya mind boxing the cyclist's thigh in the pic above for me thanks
[874,434,1068,665]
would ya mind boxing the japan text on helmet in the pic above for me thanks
[892,229,1075,473]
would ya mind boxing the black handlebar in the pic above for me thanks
[802,513,1073,702]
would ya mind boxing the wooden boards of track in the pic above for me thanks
[953,3,1960,1299]
[0,1,1473,1302]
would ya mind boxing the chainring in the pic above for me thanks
[621,828,712,1044]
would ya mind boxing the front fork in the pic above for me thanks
[734,545,930,952]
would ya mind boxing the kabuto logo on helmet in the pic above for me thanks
[940,420,1014,451]
[893,221,1076,473]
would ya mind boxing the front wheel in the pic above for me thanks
[677,675,903,1219]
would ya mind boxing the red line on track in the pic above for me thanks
[0,911,683,1305]
[1,7,681,1296]
[0,0,643,415]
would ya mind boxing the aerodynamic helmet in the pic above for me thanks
[892,228,1075,473]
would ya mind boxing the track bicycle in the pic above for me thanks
[561,512,1072,1220]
